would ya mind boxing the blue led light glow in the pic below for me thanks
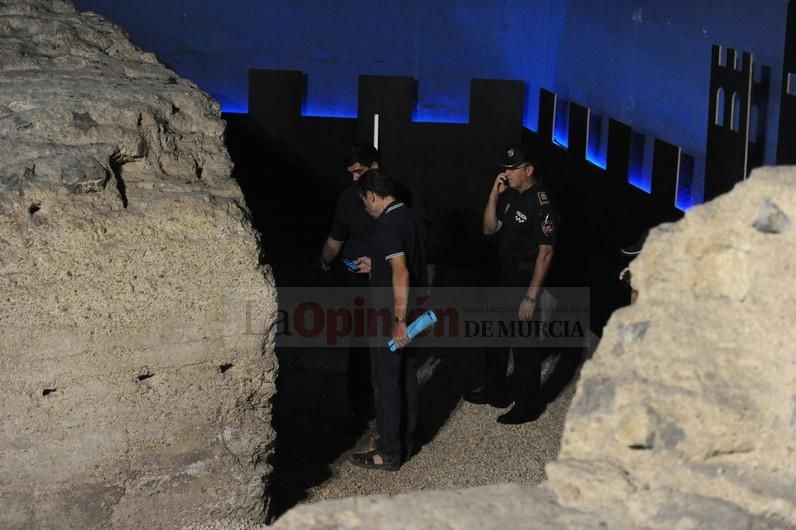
[302,108,357,119]
[524,88,539,133]
[675,153,698,210]
[585,113,608,169]
[552,99,569,149]
[628,174,651,193]
[221,105,249,114]
[585,150,607,170]
[627,132,652,193]
[412,108,469,124]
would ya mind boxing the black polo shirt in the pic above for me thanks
[496,181,558,270]
[370,201,428,290]
[329,184,376,259]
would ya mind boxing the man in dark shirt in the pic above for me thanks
[464,144,558,424]
[317,143,380,430]
[319,143,380,270]
[349,170,427,471]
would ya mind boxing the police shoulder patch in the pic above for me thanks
[537,192,550,205]
[541,213,555,236]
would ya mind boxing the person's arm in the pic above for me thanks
[319,190,351,270]
[518,244,554,320]
[319,237,343,270]
[483,173,508,235]
[389,255,410,349]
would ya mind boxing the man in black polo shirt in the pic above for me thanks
[349,170,427,471]
[317,143,380,431]
[464,144,558,424]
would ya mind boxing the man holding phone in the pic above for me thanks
[464,144,558,424]
[317,143,380,432]
[349,169,428,471]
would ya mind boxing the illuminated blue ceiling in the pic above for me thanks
[73,0,788,208]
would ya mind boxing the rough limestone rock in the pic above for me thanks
[548,164,796,527]
[257,167,796,529]
[0,1,277,528]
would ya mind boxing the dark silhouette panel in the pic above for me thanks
[567,102,589,161]
[704,45,753,201]
[606,119,632,187]
[538,89,557,145]
[651,138,680,212]
[777,0,796,164]
[248,69,304,149]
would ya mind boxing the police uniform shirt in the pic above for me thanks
[330,185,376,259]
[496,181,558,269]
[369,201,428,290]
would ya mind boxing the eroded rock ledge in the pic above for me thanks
[0,1,277,528]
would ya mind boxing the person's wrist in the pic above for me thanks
[523,295,536,303]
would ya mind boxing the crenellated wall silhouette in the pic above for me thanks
[230,10,795,330]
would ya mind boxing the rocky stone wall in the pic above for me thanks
[266,169,796,529]
[0,1,277,528]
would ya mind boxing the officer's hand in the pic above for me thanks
[492,172,509,195]
[518,297,536,321]
[392,321,409,350]
[354,256,372,273]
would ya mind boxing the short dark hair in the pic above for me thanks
[345,142,380,167]
[357,169,394,199]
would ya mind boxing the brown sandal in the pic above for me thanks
[349,449,401,471]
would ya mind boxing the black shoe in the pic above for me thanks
[463,386,491,405]
[463,386,511,408]
[497,404,544,425]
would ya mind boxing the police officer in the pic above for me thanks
[464,144,558,424]
[348,170,428,471]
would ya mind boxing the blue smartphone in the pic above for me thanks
[341,258,360,272]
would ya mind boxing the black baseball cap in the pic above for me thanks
[498,145,532,168]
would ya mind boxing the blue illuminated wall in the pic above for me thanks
[73,0,565,122]
[74,0,787,205]
[552,0,787,206]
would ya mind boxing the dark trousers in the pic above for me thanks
[478,261,543,408]
[347,347,373,419]
[339,270,373,419]
[481,345,542,408]
[370,344,419,460]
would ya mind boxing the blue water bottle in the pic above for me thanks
[388,309,438,352]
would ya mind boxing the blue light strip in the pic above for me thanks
[675,152,697,211]
[585,113,608,169]
[628,173,652,193]
[524,88,539,132]
[302,110,357,119]
[412,109,469,124]
[585,149,607,169]
[221,104,249,114]
[553,99,569,149]
[627,132,652,193]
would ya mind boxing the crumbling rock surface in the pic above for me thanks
[0,1,277,528]
[258,168,796,529]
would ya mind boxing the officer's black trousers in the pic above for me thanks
[479,262,543,408]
